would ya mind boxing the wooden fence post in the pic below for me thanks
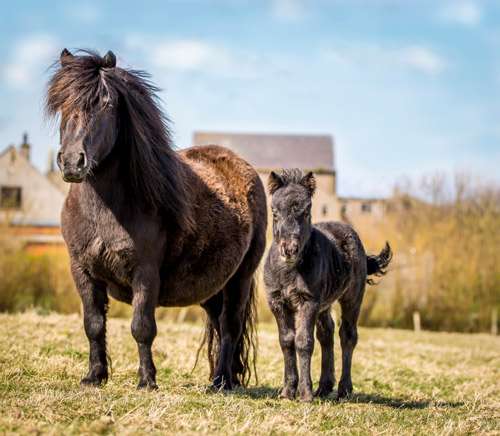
[413,311,421,333]
[492,309,498,336]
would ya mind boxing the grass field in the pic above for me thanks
[0,311,499,435]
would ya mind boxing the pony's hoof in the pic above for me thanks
[137,380,158,390]
[336,384,352,400]
[212,376,232,391]
[314,386,333,398]
[79,377,102,389]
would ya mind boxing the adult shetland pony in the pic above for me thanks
[45,49,267,390]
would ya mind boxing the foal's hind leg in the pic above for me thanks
[71,263,109,387]
[338,294,363,399]
[314,308,336,398]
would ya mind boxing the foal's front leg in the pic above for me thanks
[315,308,335,397]
[272,306,298,400]
[71,262,109,387]
[131,266,160,390]
[295,301,319,403]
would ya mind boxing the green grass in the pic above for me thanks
[0,311,499,435]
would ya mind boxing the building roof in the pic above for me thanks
[193,132,335,173]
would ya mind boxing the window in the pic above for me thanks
[361,202,372,213]
[322,205,328,216]
[1,186,22,209]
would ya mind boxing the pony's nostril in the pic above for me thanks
[57,151,63,165]
[292,245,299,255]
[77,152,86,169]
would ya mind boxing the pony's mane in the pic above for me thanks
[45,50,193,230]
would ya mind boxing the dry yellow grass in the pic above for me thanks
[0,311,499,435]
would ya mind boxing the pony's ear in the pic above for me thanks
[60,48,73,66]
[300,171,316,197]
[103,50,116,68]
[268,171,284,195]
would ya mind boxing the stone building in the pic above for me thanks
[193,132,389,234]
[0,135,66,253]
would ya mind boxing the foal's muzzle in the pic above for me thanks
[279,239,300,265]
[58,151,88,183]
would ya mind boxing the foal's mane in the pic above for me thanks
[45,50,193,230]
[269,168,316,197]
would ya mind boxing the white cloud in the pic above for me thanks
[271,0,307,23]
[125,37,258,79]
[397,46,446,74]
[439,1,482,27]
[1,35,60,87]
[322,43,446,75]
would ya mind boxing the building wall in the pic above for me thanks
[0,147,65,225]
[0,146,67,254]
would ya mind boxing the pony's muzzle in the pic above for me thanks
[58,150,88,183]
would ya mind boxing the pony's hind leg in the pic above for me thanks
[131,266,160,390]
[213,273,253,390]
[314,308,336,398]
[71,263,109,387]
[338,294,362,399]
[201,292,244,387]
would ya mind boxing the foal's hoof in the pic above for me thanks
[299,393,314,403]
[279,388,296,400]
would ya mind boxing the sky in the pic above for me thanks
[0,0,499,198]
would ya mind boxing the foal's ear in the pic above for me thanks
[268,171,284,195]
[60,48,73,66]
[103,50,117,68]
[300,171,316,197]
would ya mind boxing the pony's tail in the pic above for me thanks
[366,242,393,285]
[192,278,259,387]
[236,277,259,387]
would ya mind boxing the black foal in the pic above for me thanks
[264,169,392,402]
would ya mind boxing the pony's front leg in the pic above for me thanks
[131,266,160,390]
[295,301,319,403]
[71,263,109,387]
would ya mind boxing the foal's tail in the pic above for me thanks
[366,242,393,285]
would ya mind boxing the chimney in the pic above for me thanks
[47,148,55,173]
[20,133,31,161]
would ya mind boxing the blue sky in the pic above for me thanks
[0,0,499,197]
